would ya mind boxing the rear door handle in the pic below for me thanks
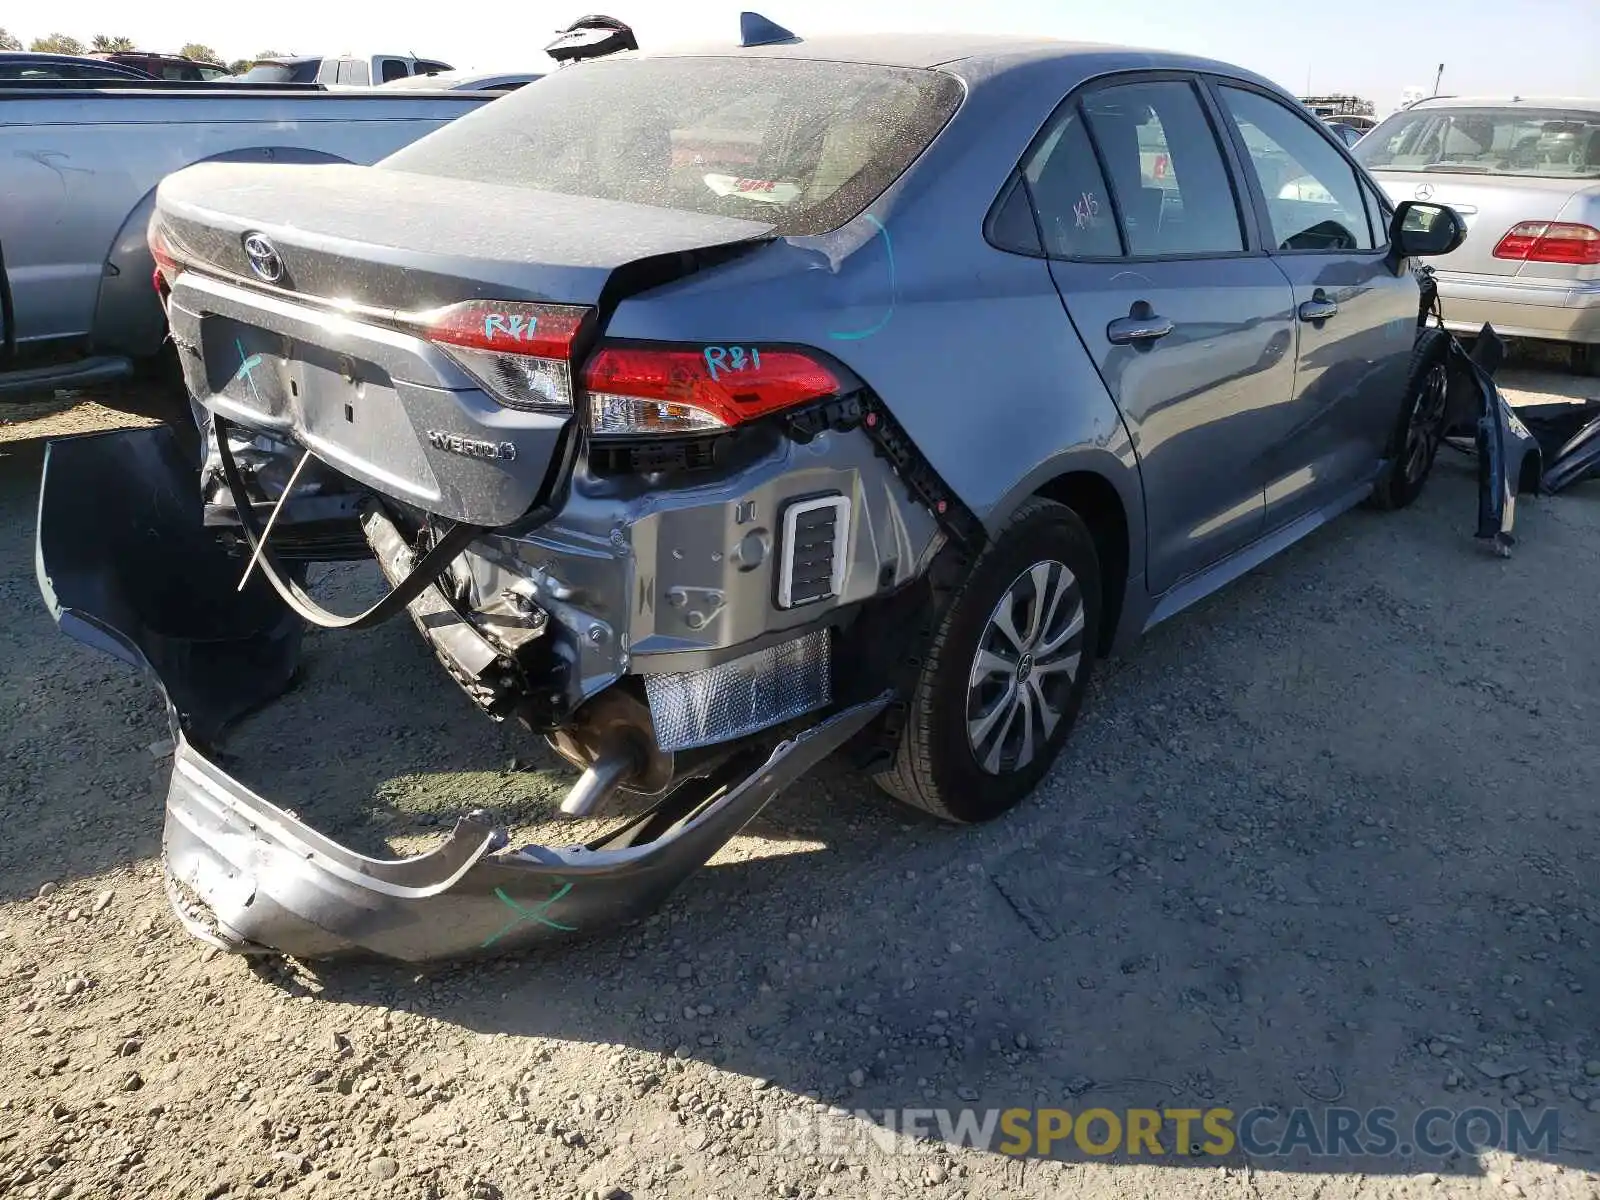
[1107,311,1175,345]
[1298,290,1339,322]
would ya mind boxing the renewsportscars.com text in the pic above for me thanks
[772,1105,1559,1159]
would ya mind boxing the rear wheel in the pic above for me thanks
[873,498,1101,824]
[1369,328,1450,511]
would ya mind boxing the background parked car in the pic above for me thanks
[94,52,231,81]
[237,53,452,86]
[379,69,543,92]
[0,80,493,400]
[0,51,154,81]
[1355,95,1600,372]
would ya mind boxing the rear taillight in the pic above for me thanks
[582,345,841,436]
[422,300,590,412]
[1492,222,1600,266]
[148,219,178,292]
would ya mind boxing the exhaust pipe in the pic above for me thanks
[545,688,673,817]
[560,741,641,816]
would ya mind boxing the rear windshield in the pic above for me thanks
[1356,107,1600,178]
[381,56,964,235]
[241,60,319,84]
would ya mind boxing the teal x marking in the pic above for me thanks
[234,338,265,403]
[481,881,577,947]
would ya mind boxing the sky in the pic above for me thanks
[6,0,1595,106]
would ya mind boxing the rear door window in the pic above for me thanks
[337,59,371,86]
[383,56,963,236]
[1078,79,1246,256]
[379,59,409,82]
[1218,86,1377,252]
[1021,107,1122,257]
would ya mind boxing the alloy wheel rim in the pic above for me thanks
[1403,362,1449,484]
[966,560,1085,775]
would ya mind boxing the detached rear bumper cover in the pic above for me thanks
[36,425,886,961]
[161,701,879,960]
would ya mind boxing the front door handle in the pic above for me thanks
[1107,303,1174,345]
[1298,289,1339,323]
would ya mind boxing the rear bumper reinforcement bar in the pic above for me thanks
[35,424,888,961]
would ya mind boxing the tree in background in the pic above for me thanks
[0,28,23,51]
[29,34,86,55]
[180,43,222,64]
[91,34,136,51]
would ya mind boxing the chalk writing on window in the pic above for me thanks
[1074,191,1101,230]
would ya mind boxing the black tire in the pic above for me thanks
[1368,327,1451,511]
[873,497,1101,823]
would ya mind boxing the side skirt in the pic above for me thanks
[1141,477,1375,634]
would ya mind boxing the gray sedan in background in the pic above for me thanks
[41,30,1467,959]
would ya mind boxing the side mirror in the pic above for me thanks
[1390,200,1467,259]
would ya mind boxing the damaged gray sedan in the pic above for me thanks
[38,27,1474,961]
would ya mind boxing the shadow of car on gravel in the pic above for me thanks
[237,461,1598,1177]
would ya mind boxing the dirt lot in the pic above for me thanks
[2,369,1600,1200]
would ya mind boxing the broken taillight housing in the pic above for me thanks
[422,300,591,412]
[1492,222,1600,266]
[582,345,842,436]
[148,217,178,293]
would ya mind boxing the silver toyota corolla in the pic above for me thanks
[37,24,1467,960]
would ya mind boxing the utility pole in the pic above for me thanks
[1432,63,1445,96]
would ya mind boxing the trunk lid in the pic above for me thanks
[1369,169,1599,278]
[157,161,777,311]
[156,162,777,527]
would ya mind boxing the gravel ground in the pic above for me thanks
[2,369,1600,1200]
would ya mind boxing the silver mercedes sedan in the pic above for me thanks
[1356,95,1600,373]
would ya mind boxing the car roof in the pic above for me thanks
[637,33,1278,90]
[102,51,204,64]
[1406,95,1600,114]
[647,32,1070,68]
[0,51,154,77]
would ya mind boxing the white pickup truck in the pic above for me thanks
[0,78,492,400]
[238,55,455,87]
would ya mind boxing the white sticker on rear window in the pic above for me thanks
[702,174,802,205]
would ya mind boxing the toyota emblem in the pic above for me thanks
[1414,183,1435,201]
[242,233,285,284]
